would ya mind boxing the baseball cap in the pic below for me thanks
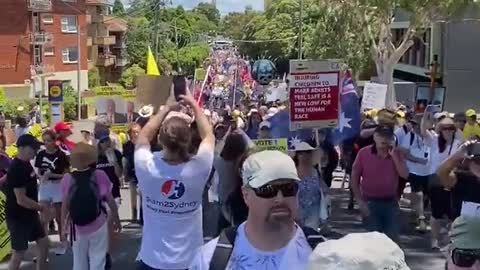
[307,232,411,270]
[454,112,467,121]
[16,134,42,150]
[259,121,271,130]
[70,143,98,170]
[434,111,449,120]
[449,216,480,250]
[54,121,71,133]
[374,125,394,138]
[94,129,110,142]
[242,150,300,188]
[466,109,476,118]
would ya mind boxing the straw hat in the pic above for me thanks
[70,143,98,171]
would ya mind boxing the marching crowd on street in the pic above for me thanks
[1,49,480,270]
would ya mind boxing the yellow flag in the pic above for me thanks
[146,46,160,76]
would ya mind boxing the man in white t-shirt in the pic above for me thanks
[398,116,430,232]
[135,88,215,270]
[189,150,321,270]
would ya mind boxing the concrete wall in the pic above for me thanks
[442,7,480,113]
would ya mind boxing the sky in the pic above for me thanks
[122,0,264,15]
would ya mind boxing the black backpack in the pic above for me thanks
[208,226,328,270]
[68,170,104,226]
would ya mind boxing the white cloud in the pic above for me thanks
[122,0,263,15]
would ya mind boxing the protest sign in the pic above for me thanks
[361,82,387,110]
[136,75,172,110]
[84,86,139,133]
[48,80,63,102]
[0,192,11,261]
[289,60,340,130]
[253,138,288,153]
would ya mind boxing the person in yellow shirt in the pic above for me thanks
[463,109,480,140]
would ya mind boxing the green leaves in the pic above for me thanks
[120,64,145,89]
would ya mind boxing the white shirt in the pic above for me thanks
[400,132,430,176]
[134,143,214,269]
[189,222,313,270]
[425,130,463,174]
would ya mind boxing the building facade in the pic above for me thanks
[86,0,128,85]
[0,0,88,99]
[392,6,480,112]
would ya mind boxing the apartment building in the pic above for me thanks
[392,6,480,112]
[86,0,128,85]
[0,0,89,99]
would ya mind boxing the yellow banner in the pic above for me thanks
[110,124,129,134]
[253,138,288,153]
[0,192,11,261]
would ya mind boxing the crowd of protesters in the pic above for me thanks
[0,48,478,270]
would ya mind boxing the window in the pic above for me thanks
[44,47,54,56]
[61,16,77,33]
[42,14,53,24]
[62,47,78,63]
[34,45,42,65]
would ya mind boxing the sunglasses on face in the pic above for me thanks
[442,126,456,131]
[452,249,480,268]
[251,182,299,199]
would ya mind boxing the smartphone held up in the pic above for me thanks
[173,75,187,101]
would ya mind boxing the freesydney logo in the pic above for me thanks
[161,180,185,199]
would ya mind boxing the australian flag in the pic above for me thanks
[267,110,316,151]
[333,70,361,144]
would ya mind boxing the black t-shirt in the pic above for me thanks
[452,171,480,219]
[5,158,39,220]
[96,150,122,198]
[34,149,70,181]
[122,141,135,179]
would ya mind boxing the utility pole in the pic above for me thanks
[175,19,180,73]
[297,0,303,59]
[76,15,81,120]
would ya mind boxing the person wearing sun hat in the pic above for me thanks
[446,216,480,270]
[464,109,480,140]
[60,142,121,270]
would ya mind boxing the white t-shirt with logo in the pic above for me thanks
[134,144,214,269]
[400,132,431,176]
[189,222,313,270]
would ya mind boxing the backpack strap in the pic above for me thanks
[301,226,328,249]
[205,166,216,190]
[409,132,415,146]
[208,226,237,270]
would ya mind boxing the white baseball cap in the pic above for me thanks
[242,150,300,188]
[259,121,271,129]
[307,232,410,270]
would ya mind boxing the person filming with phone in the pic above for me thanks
[351,125,409,242]
[134,79,215,270]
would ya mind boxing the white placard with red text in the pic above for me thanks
[289,60,341,130]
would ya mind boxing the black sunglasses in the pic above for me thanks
[251,182,299,199]
[452,249,480,268]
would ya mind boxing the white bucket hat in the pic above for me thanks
[307,232,410,270]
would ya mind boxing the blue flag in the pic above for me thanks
[267,110,316,151]
[334,71,361,144]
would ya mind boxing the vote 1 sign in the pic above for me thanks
[289,60,340,130]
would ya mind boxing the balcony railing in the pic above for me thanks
[30,32,53,45]
[115,57,129,67]
[96,54,115,67]
[30,64,54,76]
[86,0,109,5]
[95,36,116,46]
[27,0,52,12]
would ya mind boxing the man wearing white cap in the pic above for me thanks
[189,150,324,270]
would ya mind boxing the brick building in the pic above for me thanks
[0,0,88,99]
[86,0,128,84]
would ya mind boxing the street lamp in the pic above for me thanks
[298,0,303,59]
